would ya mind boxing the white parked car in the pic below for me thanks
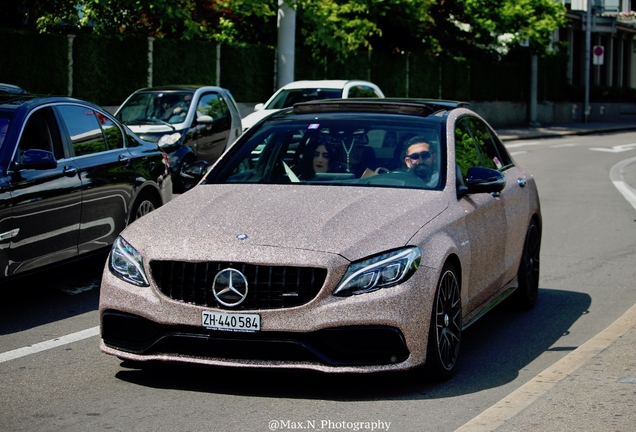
[241,80,385,130]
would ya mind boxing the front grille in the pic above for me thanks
[150,261,327,310]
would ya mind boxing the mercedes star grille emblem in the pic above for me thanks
[212,268,249,307]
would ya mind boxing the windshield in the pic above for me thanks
[207,113,444,190]
[0,115,10,148]
[266,89,343,110]
[117,91,193,125]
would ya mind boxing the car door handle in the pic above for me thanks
[118,154,130,165]
[518,178,527,188]
[63,166,78,177]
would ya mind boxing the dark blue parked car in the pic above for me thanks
[0,92,172,280]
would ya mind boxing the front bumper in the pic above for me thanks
[99,251,439,373]
[102,310,409,366]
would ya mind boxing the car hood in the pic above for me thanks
[124,184,449,262]
[242,109,279,130]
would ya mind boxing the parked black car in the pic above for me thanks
[115,85,243,192]
[0,93,172,280]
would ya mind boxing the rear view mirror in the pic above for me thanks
[180,160,210,187]
[17,149,57,170]
[254,103,264,111]
[465,167,506,195]
[197,115,214,124]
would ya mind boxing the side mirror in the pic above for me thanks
[196,115,214,124]
[16,149,57,170]
[465,167,506,195]
[253,103,264,112]
[180,160,210,187]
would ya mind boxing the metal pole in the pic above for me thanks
[584,0,592,123]
[277,0,296,89]
[530,52,538,126]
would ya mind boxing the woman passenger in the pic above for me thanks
[295,136,345,180]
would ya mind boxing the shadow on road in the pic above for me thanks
[113,287,591,400]
[0,254,106,335]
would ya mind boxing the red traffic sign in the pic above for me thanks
[593,45,604,65]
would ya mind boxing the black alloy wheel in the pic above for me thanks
[129,192,159,224]
[425,262,462,380]
[514,220,541,310]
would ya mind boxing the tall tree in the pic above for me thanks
[17,0,566,59]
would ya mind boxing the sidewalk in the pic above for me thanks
[457,121,636,431]
[496,120,636,141]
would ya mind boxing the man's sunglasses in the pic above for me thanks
[407,151,432,161]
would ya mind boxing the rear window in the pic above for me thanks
[266,89,344,110]
[207,114,445,190]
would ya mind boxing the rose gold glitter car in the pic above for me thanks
[99,99,541,380]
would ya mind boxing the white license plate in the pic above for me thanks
[201,311,260,332]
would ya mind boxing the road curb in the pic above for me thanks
[454,301,636,432]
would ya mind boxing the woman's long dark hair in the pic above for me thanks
[295,135,345,180]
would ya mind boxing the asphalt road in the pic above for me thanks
[1,131,636,432]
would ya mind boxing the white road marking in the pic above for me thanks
[509,151,527,156]
[590,143,636,153]
[455,301,636,432]
[0,326,100,364]
[505,141,542,149]
[551,143,579,148]
[610,156,636,211]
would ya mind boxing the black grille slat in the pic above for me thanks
[150,261,327,310]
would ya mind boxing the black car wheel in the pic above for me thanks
[129,192,159,223]
[425,262,462,381]
[514,219,541,310]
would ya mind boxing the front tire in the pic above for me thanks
[424,262,462,381]
[129,192,159,224]
[514,220,541,310]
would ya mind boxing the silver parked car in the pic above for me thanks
[115,85,242,192]
[100,99,541,380]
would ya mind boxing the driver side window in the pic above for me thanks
[197,93,228,120]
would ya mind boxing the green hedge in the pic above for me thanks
[0,30,67,95]
[1,30,632,106]
[154,39,218,88]
[220,44,275,102]
[73,34,147,105]
[409,55,442,99]
[441,57,470,101]
[370,51,408,97]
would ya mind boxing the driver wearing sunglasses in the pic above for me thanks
[404,136,438,186]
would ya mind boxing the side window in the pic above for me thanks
[468,117,503,170]
[454,118,480,179]
[57,105,109,156]
[197,93,228,120]
[97,112,124,150]
[347,85,380,98]
[18,107,65,160]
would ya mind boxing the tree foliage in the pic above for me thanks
[9,0,567,59]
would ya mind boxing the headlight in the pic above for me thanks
[333,247,421,297]
[109,236,149,287]
[158,132,182,147]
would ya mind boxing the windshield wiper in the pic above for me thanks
[126,118,175,130]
